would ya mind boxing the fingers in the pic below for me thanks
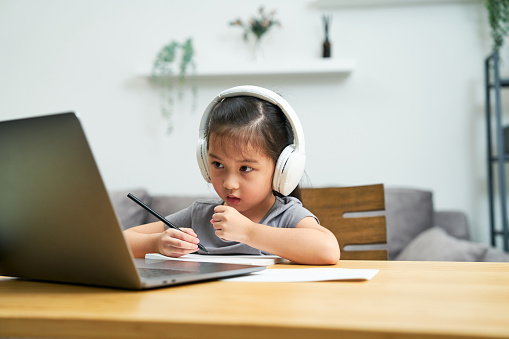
[214,205,232,214]
[210,205,252,244]
[210,215,223,230]
[211,206,234,240]
[166,228,199,246]
[211,205,232,224]
[181,227,197,237]
[159,228,200,257]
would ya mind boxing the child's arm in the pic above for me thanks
[123,222,200,258]
[211,206,340,265]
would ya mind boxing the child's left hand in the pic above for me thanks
[210,205,254,243]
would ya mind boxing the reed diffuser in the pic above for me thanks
[322,15,331,58]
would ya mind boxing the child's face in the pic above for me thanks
[208,136,276,218]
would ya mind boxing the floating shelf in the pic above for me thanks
[145,58,355,78]
[196,59,355,77]
[313,0,475,7]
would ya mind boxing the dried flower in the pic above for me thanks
[230,6,281,41]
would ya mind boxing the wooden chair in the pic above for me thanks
[301,184,388,260]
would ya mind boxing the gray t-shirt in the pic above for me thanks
[165,196,317,255]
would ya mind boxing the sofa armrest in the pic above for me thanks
[433,210,469,240]
[109,189,151,230]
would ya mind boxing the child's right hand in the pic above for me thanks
[157,228,200,257]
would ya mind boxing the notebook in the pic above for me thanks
[146,253,290,266]
[0,112,264,289]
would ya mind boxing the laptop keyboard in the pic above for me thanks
[137,267,194,279]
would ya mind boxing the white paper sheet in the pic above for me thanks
[222,268,379,282]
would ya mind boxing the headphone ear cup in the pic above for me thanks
[273,145,306,196]
[196,138,211,183]
[273,145,293,193]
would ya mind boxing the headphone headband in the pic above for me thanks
[196,85,306,196]
[199,86,305,151]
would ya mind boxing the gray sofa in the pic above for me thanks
[110,187,509,262]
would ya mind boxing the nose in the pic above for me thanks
[223,173,239,190]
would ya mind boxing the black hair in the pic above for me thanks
[205,95,301,200]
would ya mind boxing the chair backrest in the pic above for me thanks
[301,184,388,260]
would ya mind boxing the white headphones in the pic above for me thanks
[196,85,306,196]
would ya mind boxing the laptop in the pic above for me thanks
[0,112,264,289]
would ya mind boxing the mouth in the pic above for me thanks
[226,194,241,205]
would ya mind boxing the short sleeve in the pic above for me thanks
[261,196,318,229]
[165,205,193,229]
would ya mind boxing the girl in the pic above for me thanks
[124,86,340,265]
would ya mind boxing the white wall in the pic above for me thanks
[0,0,501,245]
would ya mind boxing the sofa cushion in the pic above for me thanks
[109,189,151,229]
[433,211,470,240]
[481,247,509,262]
[385,188,434,259]
[395,227,488,262]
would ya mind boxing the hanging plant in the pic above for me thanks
[486,0,509,51]
[151,38,197,133]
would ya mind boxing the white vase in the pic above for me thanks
[253,38,264,62]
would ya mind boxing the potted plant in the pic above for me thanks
[486,0,509,51]
[229,6,281,61]
[151,38,196,133]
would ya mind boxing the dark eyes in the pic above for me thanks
[211,162,253,172]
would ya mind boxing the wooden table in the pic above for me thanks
[1,260,508,339]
